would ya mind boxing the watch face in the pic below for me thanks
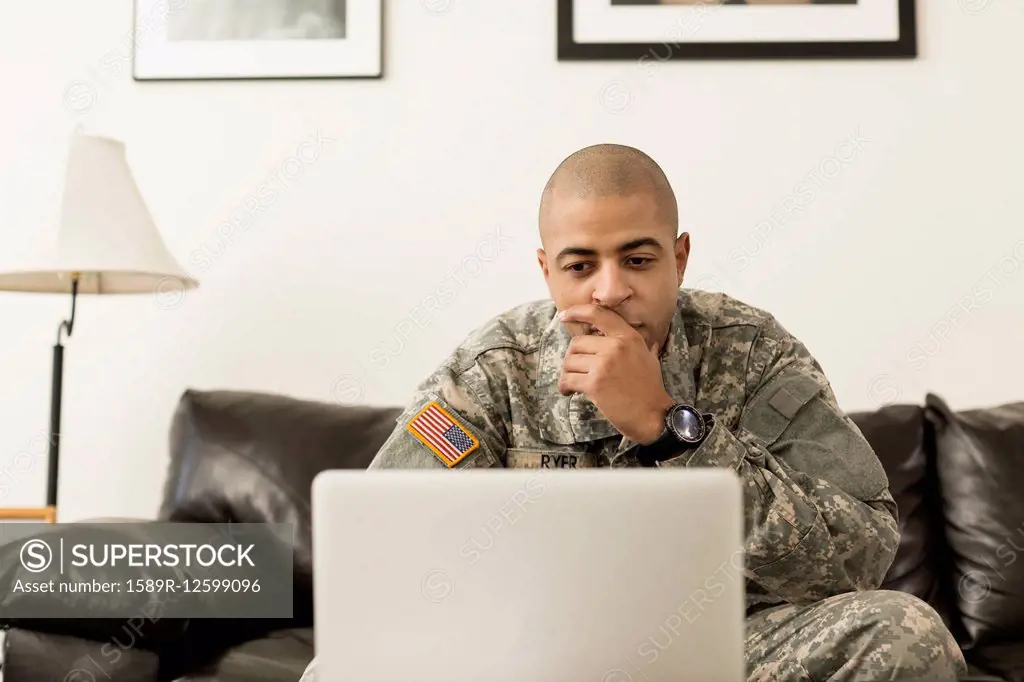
[671,406,704,442]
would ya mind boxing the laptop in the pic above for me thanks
[311,468,745,682]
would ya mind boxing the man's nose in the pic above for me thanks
[591,267,632,308]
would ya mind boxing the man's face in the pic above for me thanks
[537,189,690,352]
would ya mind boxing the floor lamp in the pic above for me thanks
[0,131,198,522]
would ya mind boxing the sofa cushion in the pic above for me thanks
[927,393,1024,682]
[164,627,313,682]
[848,403,957,627]
[1,627,160,682]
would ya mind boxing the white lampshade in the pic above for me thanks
[0,132,197,295]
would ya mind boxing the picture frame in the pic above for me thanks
[557,0,917,61]
[132,0,383,81]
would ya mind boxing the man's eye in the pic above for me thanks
[627,257,652,267]
[565,263,590,273]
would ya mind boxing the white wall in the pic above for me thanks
[1,1,1021,522]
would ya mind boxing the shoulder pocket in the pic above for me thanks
[739,365,824,446]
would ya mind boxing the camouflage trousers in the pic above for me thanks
[746,589,968,681]
[298,590,967,682]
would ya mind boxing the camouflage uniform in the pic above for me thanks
[306,289,967,682]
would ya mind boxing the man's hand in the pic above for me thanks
[557,304,675,444]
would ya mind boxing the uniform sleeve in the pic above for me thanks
[368,355,509,470]
[657,318,900,605]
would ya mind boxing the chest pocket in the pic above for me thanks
[506,448,600,469]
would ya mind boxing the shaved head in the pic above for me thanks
[535,144,690,354]
[539,143,678,243]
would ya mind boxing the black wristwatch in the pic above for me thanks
[636,404,716,467]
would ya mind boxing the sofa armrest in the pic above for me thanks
[0,520,192,648]
[161,389,402,587]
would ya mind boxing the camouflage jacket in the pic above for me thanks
[368,289,900,609]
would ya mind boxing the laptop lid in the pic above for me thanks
[312,468,745,682]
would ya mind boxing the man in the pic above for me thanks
[303,144,967,682]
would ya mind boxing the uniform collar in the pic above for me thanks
[534,293,698,445]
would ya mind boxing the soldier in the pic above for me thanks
[303,144,967,682]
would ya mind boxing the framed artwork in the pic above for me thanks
[133,0,383,81]
[558,0,916,61]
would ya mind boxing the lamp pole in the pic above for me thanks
[47,274,78,510]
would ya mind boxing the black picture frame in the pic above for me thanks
[557,0,917,61]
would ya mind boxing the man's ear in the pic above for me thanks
[674,232,690,286]
[537,248,550,281]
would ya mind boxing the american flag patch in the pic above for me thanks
[406,401,480,468]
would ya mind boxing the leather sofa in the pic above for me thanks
[1,389,1022,682]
